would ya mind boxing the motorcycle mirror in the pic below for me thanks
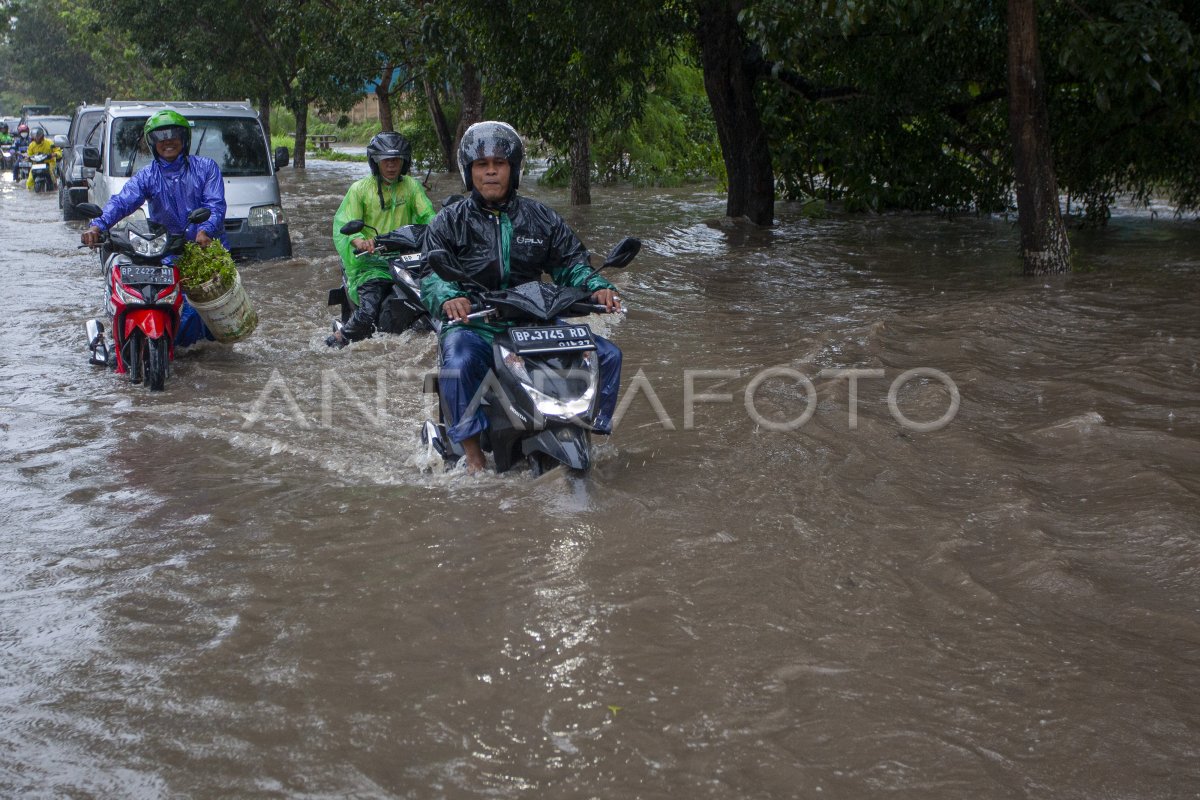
[602,237,641,269]
[187,208,212,224]
[340,219,366,236]
[77,202,104,220]
[426,249,472,284]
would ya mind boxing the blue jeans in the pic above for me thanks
[439,326,622,442]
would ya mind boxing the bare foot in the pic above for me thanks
[462,436,487,474]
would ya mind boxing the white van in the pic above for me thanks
[83,99,292,260]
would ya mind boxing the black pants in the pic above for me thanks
[341,278,390,342]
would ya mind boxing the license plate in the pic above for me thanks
[31,164,47,171]
[121,266,175,286]
[509,324,595,354]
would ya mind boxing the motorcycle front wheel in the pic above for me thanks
[124,330,143,384]
[144,335,169,391]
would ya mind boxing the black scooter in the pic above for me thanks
[420,237,640,476]
[327,221,438,337]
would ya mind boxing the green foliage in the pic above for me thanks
[590,58,723,186]
[178,241,237,291]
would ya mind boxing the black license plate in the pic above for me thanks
[121,266,175,286]
[509,324,595,354]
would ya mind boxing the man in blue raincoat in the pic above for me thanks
[80,109,227,347]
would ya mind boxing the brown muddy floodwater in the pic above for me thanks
[1,159,1198,799]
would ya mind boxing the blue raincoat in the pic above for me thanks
[92,153,229,347]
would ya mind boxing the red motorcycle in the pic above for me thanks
[79,202,210,391]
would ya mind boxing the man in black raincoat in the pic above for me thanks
[422,121,622,473]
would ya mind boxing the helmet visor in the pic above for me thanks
[147,126,187,145]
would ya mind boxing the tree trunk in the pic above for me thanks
[376,65,395,132]
[1007,0,1070,274]
[694,0,775,225]
[424,78,455,173]
[291,98,308,169]
[569,112,592,206]
[455,62,484,156]
[258,91,271,145]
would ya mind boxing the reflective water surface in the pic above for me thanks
[2,162,1198,798]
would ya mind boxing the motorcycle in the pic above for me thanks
[13,144,30,182]
[28,152,54,192]
[78,201,211,391]
[328,220,438,338]
[419,236,640,476]
[0,142,15,173]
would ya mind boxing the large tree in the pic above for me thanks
[692,0,776,224]
[1007,0,1070,273]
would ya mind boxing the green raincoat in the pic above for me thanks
[332,174,435,303]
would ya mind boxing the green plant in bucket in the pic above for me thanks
[178,241,237,293]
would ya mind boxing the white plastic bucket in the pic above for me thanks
[187,272,258,344]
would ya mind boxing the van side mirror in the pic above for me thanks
[82,146,101,169]
[274,146,289,170]
[53,134,68,148]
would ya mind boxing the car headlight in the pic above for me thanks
[248,204,286,227]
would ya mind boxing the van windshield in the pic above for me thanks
[110,116,270,178]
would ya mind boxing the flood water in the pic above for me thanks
[2,160,1198,799]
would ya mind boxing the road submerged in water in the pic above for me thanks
[1,162,1198,798]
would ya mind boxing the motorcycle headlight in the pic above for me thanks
[130,229,168,257]
[499,345,597,417]
[112,275,143,305]
[500,346,532,384]
[248,204,286,227]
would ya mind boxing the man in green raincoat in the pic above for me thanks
[328,131,435,347]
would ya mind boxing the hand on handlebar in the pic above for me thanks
[442,296,473,323]
[80,226,103,248]
[351,237,377,255]
[591,288,622,313]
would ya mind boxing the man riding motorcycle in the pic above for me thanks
[11,123,31,181]
[80,109,228,347]
[24,127,60,190]
[421,121,623,473]
[327,130,436,348]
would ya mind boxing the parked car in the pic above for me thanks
[83,99,291,260]
[58,104,105,220]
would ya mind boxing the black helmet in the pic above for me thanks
[457,121,524,193]
[366,131,412,178]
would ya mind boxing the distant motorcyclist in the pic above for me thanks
[11,123,31,180]
[24,127,59,190]
[326,130,436,348]
[0,124,13,172]
[80,109,228,347]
